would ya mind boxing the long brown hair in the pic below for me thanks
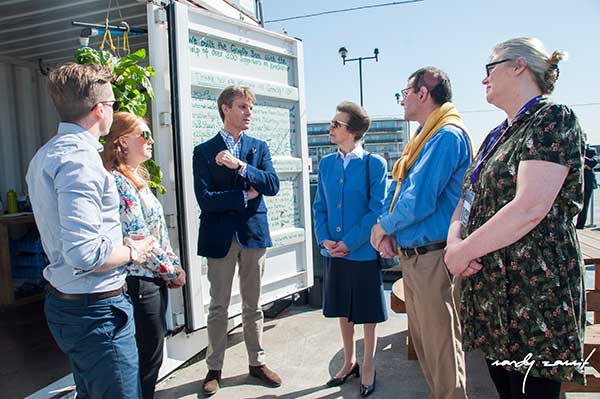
[102,112,149,190]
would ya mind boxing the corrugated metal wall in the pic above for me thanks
[0,62,59,205]
[0,0,259,209]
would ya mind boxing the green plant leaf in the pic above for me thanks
[75,46,164,191]
[76,47,107,66]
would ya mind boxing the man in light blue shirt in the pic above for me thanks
[26,63,155,399]
[370,67,472,399]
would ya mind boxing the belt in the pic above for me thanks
[48,285,125,302]
[399,241,446,258]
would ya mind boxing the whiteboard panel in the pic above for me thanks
[170,3,313,331]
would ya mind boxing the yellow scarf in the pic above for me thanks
[389,102,473,211]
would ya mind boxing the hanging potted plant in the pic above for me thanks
[74,46,166,194]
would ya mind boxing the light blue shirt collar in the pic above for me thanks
[219,129,244,144]
[57,122,103,152]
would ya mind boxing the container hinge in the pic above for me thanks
[154,7,168,25]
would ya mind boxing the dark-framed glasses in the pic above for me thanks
[400,87,412,100]
[330,120,349,129]
[93,100,121,112]
[485,59,512,78]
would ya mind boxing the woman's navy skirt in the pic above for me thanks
[322,257,388,324]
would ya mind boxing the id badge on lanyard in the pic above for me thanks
[461,188,475,227]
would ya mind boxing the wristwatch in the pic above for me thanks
[126,243,139,263]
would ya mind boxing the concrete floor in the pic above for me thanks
[155,303,496,399]
[155,301,599,399]
[10,291,598,399]
[0,299,70,399]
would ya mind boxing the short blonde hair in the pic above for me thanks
[47,62,113,122]
[492,37,567,95]
[217,85,256,122]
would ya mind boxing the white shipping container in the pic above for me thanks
[0,1,312,397]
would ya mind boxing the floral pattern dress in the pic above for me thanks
[113,171,179,279]
[460,98,586,383]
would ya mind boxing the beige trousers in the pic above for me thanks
[401,247,467,399]
[205,240,266,370]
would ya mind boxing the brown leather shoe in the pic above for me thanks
[249,364,282,387]
[202,370,222,396]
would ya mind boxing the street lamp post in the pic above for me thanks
[338,46,379,106]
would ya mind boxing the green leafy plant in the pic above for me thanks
[75,47,166,194]
[144,158,167,195]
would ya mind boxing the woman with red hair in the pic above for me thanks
[103,112,186,399]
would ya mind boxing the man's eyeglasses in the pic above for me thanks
[93,100,121,112]
[330,120,349,129]
[485,59,512,78]
[400,87,412,100]
[139,130,152,143]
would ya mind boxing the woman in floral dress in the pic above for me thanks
[444,38,585,398]
[103,112,186,399]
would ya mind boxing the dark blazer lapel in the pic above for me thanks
[216,131,246,184]
[237,134,254,189]
[212,132,227,155]
[239,133,249,163]
[240,134,258,166]
[208,132,236,185]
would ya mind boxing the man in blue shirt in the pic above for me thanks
[26,63,155,399]
[370,67,472,399]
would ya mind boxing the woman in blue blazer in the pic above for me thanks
[313,101,388,397]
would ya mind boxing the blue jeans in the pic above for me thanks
[45,290,141,399]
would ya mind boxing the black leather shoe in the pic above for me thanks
[326,363,360,387]
[359,370,376,397]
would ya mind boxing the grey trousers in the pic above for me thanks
[401,247,468,399]
[205,240,266,370]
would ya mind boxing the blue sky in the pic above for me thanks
[262,0,600,147]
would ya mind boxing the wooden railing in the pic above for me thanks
[562,229,600,392]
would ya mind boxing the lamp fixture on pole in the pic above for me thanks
[338,46,379,106]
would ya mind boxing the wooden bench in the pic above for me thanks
[561,229,600,392]
[391,278,417,360]
[390,277,461,361]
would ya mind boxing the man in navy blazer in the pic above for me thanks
[193,86,281,395]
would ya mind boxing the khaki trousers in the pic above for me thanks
[205,240,266,370]
[401,247,467,399]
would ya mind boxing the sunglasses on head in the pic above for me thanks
[330,120,349,129]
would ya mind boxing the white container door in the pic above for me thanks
[157,2,313,331]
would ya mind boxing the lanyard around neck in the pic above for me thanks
[469,95,543,185]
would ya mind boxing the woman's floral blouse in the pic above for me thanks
[113,171,179,279]
[460,99,586,383]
